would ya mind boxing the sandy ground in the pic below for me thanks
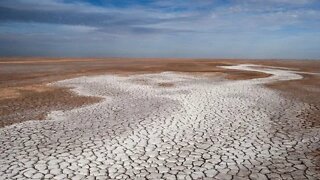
[0,58,319,179]
[1,58,319,128]
[0,58,273,127]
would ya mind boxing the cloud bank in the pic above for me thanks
[0,0,319,59]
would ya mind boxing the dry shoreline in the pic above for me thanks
[1,63,319,179]
[0,58,319,127]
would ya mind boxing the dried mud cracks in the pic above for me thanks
[0,65,319,179]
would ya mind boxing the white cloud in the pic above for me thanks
[234,0,316,5]
[0,0,319,58]
[0,0,115,13]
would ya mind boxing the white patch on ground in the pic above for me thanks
[0,64,319,179]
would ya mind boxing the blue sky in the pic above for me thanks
[0,0,320,59]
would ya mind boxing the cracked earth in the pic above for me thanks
[0,64,319,179]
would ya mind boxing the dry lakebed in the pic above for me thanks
[0,60,320,179]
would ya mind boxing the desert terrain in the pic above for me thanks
[0,58,319,179]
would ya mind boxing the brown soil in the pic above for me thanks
[267,74,320,127]
[247,59,319,73]
[0,86,100,127]
[158,82,175,87]
[0,58,269,89]
[0,57,319,127]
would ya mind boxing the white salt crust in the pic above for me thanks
[0,64,319,179]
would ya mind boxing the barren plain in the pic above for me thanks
[0,58,319,179]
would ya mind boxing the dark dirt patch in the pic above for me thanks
[158,82,175,87]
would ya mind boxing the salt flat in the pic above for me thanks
[0,64,319,179]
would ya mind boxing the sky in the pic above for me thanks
[0,0,320,59]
